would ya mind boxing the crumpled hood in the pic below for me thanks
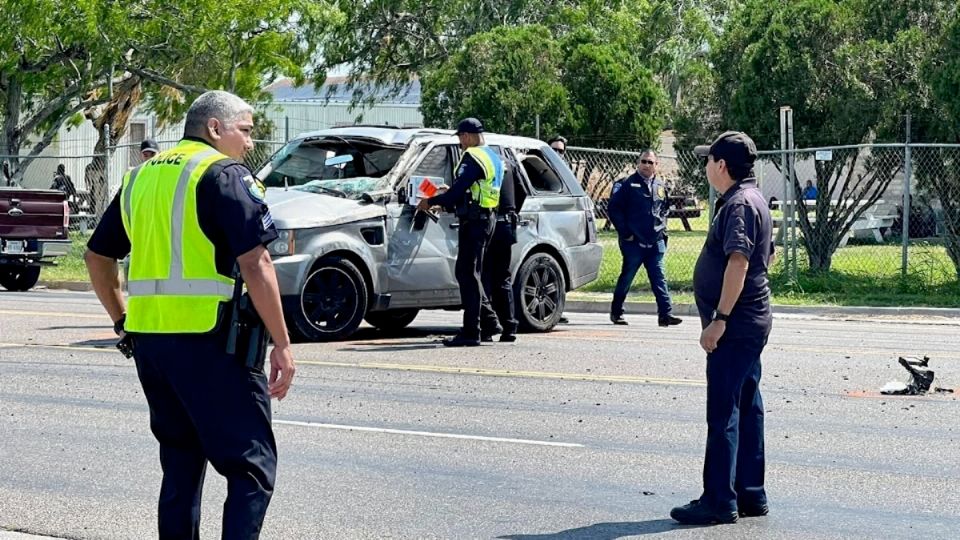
[265,188,386,229]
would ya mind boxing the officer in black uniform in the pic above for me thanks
[480,151,519,342]
[671,131,774,525]
[84,91,295,539]
[607,150,683,327]
[417,117,500,347]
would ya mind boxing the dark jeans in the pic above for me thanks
[611,238,672,317]
[701,333,768,514]
[133,331,277,540]
[455,214,497,339]
[482,220,518,335]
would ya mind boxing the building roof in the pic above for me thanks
[264,76,421,105]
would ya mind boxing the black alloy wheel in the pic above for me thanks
[290,257,368,341]
[514,253,566,332]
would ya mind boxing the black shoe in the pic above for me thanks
[738,502,769,518]
[658,315,682,327]
[558,316,569,324]
[670,500,738,525]
[610,314,628,325]
[443,334,481,347]
[481,326,503,342]
[499,333,517,343]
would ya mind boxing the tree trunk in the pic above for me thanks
[85,76,143,219]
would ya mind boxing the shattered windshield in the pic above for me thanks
[260,137,406,200]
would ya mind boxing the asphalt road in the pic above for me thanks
[1,290,959,539]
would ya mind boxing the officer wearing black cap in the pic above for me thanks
[85,90,296,538]
[418,117,503,347]
[670,131,774,526]
[140,138,160,161]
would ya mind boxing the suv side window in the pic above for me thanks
[412,145,454,185]
[520,150,566,194]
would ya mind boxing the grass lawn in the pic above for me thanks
[586,216,960,307]
[39,232,92,282]
[44,222,960,307]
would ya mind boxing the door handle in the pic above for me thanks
[518,219,532,226]
[449,222,460,229]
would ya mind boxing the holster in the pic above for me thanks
[225,266,269,371]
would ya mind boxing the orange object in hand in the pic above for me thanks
[419,177,438,198]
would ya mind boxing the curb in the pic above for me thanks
[37,281,93,292]
[37,281,960,320]
[567,299,960,320]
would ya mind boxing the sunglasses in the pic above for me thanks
[640,159,656,165]
[552,147,565,154]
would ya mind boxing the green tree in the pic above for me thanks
[420,25,572,137]
[699,0,944,272]
[0,0,336,196]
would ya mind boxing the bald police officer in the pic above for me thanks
[418,118,503,347]
[85,90,295,539]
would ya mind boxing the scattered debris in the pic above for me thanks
[880,356,947,395]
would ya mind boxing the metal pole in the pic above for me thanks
[285,116,290,142]
[102,123,111,221]
[779,107,790,275]
[902,112,912,279]
[535,114,540,140]
[787,108,798,278]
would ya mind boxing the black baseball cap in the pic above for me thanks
[140,139,160,154]
[455,117,484,135]
[693,131,757,169]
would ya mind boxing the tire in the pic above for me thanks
[364,309,420,332]
[513,252,566,332]
[0,265,42,292]
[289,257,368,341]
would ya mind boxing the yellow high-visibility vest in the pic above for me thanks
[459,146,503,209]
[119,139,234,333]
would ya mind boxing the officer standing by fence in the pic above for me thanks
[418,117,503,347]
[607,150,682,327]
[670,131,774,525]
[84,90,295,539]
[480,151,519,343]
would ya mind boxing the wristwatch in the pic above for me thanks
[711,310,730,323]
[114,314,127,336]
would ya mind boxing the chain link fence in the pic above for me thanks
[7,129,960,299]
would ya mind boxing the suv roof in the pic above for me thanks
[297,126,549,150]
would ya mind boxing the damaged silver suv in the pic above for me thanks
[258,126,602,341]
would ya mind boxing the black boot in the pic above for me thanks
[443,334,481,347]
[670,500,738,525]
[658,314,682,327]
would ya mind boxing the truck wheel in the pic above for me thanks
[0,265,41,292]
[364,309,420,332]
[289,257,368,341]
[514,253,566,332]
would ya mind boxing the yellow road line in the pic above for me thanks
[0,309,103,319]
[0,342,706,386]
[297,359,707,386]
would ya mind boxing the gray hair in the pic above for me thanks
[183,91,254,137]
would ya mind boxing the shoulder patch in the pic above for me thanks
[242,174,266,203]
[612,181,623,194]
[657,185,666,199]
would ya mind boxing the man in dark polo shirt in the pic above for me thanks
[670,131,774,525]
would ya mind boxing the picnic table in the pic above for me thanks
[771,199,896,246]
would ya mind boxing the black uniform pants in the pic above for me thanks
[133,331,277,540]
[455,214,497,339]
[701,333,768,514]
[482,219,518,335]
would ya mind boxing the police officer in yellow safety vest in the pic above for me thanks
[417,117,503,347]
[84,90,295,539]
